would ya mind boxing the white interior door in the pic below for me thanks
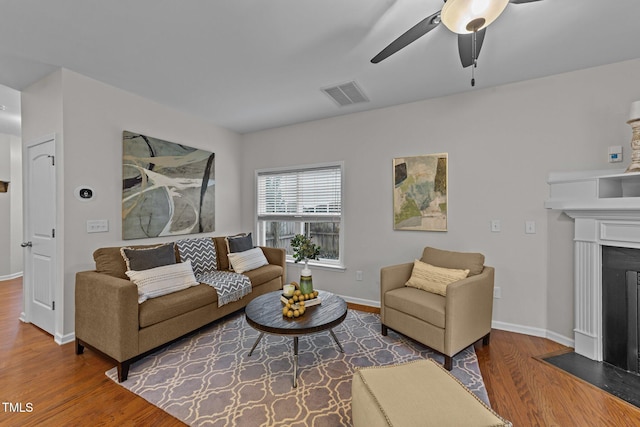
[23,135,56,335]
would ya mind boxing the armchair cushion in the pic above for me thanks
[385,287,446,328]
[405,259,469,296]
[421,247,485,276]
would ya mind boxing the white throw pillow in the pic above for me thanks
[126,260,199,304]
[227,247,268,274]
[405,259,470,296]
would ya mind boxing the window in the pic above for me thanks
[256,162,343,268]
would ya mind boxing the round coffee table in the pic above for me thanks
[245,290,348,388]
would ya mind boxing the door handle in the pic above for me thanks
[21,241,32,247]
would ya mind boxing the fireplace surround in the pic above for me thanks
[546,169,640,363]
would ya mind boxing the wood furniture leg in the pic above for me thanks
[75,339,85,355]
[482,332,491,346]
[444,355,453,371]
[117,361,131,383]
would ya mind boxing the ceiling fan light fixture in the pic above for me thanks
[441,0,509,34]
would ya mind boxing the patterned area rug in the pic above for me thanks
[107,310,488,426]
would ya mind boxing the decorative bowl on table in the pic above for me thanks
[281,290,321,318]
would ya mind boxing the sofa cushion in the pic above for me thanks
[406,259,469,296]
[126,261,199,304]
[213,237,231,270]
[421,247,485,276]
[385,287,446,328]
[228,247,269,273]
[138,283,218,328]
[121,243,176,272]
[241,263,282,286]
[94,244,160,280]
[176,237,217,276]
[94,247,130,279]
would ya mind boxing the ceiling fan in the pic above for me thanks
[371,0,543,85]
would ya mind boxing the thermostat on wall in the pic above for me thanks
[75,186,95,201]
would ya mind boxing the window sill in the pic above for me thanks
[286,260,346,272]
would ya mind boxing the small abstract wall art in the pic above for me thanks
[122,131,215,240]
[393,153,447,231]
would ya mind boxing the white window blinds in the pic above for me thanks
[257,164,342,222]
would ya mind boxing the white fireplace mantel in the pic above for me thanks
[546,169,640,361]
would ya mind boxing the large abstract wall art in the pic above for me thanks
[122,131,215,240]
[393,153,447,231]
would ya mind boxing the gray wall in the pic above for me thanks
[19,59,640,345]
[240,58,640,344]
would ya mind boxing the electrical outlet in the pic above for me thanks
[525,221,536,234]
[356,271,363,281]
[493,287,501,299]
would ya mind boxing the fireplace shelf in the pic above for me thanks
[546,169,640,211]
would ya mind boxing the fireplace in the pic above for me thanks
[546,169,640,363]
[602,246,640,373]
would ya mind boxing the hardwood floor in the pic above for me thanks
[2,277,639,426]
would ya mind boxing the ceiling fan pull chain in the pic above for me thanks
[471,30,477,87]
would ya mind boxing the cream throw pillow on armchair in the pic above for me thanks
[405,259,470,296]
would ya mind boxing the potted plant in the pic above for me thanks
[291,234,321,294]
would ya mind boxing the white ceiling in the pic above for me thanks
[0,0,639,136]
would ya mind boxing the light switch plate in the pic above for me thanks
[87,219,109,233]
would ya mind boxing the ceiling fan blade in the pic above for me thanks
[509,0,543,4]
[371,11,441,64]
[458,28,486,68]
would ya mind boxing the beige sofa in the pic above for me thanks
[380,247,494,370]
[75,236,285,382]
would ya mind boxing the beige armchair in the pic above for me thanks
[380,247,494,370]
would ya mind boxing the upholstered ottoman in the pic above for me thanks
[351,359,511,427]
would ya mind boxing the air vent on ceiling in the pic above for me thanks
[322,81,369,107]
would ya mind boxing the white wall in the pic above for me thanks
[0,133,11,277]
[22,69,243,338]
[0,136,23,279]
[9,133,22,275]
[241,58,640,344]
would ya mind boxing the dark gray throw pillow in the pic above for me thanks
[121,243,176,271]
[227,233,253,253]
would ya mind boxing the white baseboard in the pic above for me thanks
[339,294,380,308]
[0,272,23,281]
[491,320,574,348]
[335,298,576,348]
[55,332,75,345]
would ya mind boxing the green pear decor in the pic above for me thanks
[291,234,321,295]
